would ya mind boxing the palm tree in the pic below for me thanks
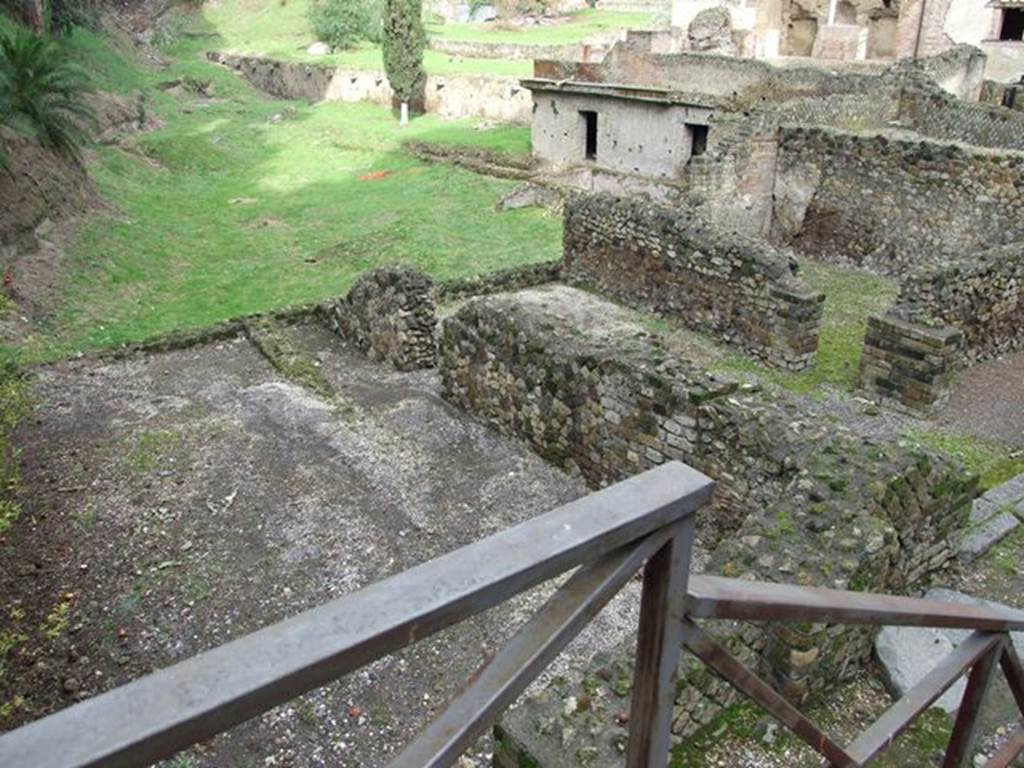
[0,22,94,160]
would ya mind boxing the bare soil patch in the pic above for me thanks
[0,324,655,766]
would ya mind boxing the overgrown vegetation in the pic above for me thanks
[0,348,31,535]
[0,20,94,159]
[19,22,553,360]
[382,0,425,120]
[904,429,1024,491]
[306,0,382,50]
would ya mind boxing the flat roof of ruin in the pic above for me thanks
[519,78,717,109]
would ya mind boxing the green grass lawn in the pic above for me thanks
[200,0,651,76]
[426,9,654,44]
[22,26,552,360]
[711,260,899,396]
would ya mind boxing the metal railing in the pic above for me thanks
[0,461,1022,768]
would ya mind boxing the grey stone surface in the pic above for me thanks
[958,474,1024,563]
[959,511,1020,564]
[875,588,1024,714]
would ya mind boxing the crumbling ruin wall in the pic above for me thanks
[771,126,1024,275]
[562,195,824,370]
[894,241,1024,362]
[438,287,976,767]
[859,242,1024,409]
[438,286,801,542]
[209,53,532,123]
[317,267,437,371]
[905,44,987,100]
[899,87,1024,150]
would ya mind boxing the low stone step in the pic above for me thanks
[875,588,1024,714]
[958,473,1024,564]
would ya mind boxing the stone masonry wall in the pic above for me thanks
[438,287,976,767]
[317,267,437,371]
[563,195,824,370]
[771,126,1024,276]
[859,241,1024,409]
[895,241,1024,363]
[899,87,1024,151]
[438,286,797,541]
[209,53,532,123]
[859,315,962,411]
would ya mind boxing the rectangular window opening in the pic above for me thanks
[689,124,709,157]
[581,110,598,160]
[1000,8,1024,40]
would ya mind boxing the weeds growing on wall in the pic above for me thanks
[0,347,30,535]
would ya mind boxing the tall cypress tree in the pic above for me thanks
[382,0,425,125]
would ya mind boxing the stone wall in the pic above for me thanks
[899,86,1024,150]
[859,241,1024,409]
[437,286,976,767]
[439,285,799,541]
[317,267,437,371]
[771,126,1024,275]
[563,195,823,370]
[859,314,963,410]
[895,241,1024,362]
[209,53,533,123]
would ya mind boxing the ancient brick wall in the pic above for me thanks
[859,315,962,410]
[771,126,1024,276]
[859,242,1024,409]
[439,287,976,767]
[562,195,824,370]
[318,267,437,371]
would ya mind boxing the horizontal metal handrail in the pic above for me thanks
[688,575,1024,631]
[0,462,714,768]
[2,456,1022,768]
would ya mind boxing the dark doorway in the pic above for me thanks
[1000,8,1024,40]
[689,124,709,157]
[581,110,598,160]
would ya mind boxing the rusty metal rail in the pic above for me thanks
[0,460,1022,768]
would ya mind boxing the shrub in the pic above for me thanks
[307,0,382,50]
[0,22,94,159]
[382,0,425,106]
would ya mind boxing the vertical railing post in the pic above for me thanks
[625,516,696,768]
[942,635,1005,768]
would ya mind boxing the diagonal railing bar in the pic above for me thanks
[688,576,1024,632]
[0,458,1021,768]
[0,462,714,768]
[679,619,857,768]
[942,635,1006,768]
[387,524,679,768]
[1000,643,1024,714]
[846,631,1004,766]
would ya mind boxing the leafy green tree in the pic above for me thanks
[382,0,425,125]
[0,23,94,159]
[307,0,382,50]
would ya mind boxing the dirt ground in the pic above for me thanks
[940,352,1024,448]
[0,323,656,767]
